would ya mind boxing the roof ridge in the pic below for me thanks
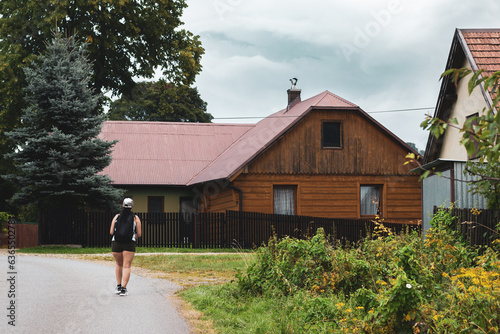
[322,90,359,108]
[187,90,362,185]
[459,28,500,33]
[104,120,253,127]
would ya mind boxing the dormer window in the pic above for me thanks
[322,121,342,148]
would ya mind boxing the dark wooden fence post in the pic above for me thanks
[193,213,198,249]
[38,208,43,246]
[238,210,243,247]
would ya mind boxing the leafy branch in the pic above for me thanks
[411,67,500,209]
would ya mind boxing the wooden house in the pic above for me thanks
[419,28,499,229]
[100,88,422,224]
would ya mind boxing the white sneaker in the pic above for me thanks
[120,287,128,296]
[115,284,122,294]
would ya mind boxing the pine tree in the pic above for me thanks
[3,34,123,210]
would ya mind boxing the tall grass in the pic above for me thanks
[182,210,500,333]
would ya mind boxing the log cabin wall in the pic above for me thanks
[199,185,239,213]
[235,174,421,224]
[249,109,411,175]
[203,174,421,224]
[201,109,422,224]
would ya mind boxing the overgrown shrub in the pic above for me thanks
[237,228,333,295]
[201,207,500,333]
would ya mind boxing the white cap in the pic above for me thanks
[123,198,133,208]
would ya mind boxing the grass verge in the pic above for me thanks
[132,253,255,287]
[181,285,290,334]
[16,245,247,254]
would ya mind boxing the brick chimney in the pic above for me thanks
[287,78,301,110]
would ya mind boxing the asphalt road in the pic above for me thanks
[0,255,189,334]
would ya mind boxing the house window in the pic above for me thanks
[322,121,342,148]
[360,185,381,216]
[466,113,480,160]
[148,196,164,213]
[179,197,195,224]
[274,186,296,215]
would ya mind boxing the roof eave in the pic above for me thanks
[410,158,464,173]
[113,183,190,188]
[424,29,465,164]
[187,106,316,186]
[457,29,495,110]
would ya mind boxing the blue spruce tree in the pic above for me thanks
[3,34,123,211]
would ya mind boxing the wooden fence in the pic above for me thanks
[92,212,197,248]
[0,221,38,249]
[19,207,500,249]
[13,223,38,248]
[39,208,422,248]
[433,206,500,247]
[197,211,421,248]
[39,207,88,245]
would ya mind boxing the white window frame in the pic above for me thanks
[360,185,381,216]
[273,185,296,215]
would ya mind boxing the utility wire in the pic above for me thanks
[212,107,434,120]
[368,107,433,114]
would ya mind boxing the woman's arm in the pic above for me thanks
[110,214,119,235]
[134,215,142,239]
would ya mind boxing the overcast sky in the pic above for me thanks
[179,0,499,151]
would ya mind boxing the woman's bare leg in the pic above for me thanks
[112,252,124,285]
[121,251,135,288]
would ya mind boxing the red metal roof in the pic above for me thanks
[99,121,253,185]
[101,91,412,186]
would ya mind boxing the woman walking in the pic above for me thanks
[110,198,141,296]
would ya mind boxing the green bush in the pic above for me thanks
[186,207,500,333]
[0,212,11,234]
[237,228,333,295]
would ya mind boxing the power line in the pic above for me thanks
[368,107,433,114]
[211,107,434,120]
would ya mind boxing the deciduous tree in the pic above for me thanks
[416,68,500,209]
[107,80,212,122]
[0,0,204,210]
[0,0,203,95]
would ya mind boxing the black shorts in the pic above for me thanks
[112,240,136,253]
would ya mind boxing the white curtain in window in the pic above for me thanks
[274,187,295,215]
[360,186,380,215]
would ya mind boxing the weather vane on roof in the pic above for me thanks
[290,78,298,89]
